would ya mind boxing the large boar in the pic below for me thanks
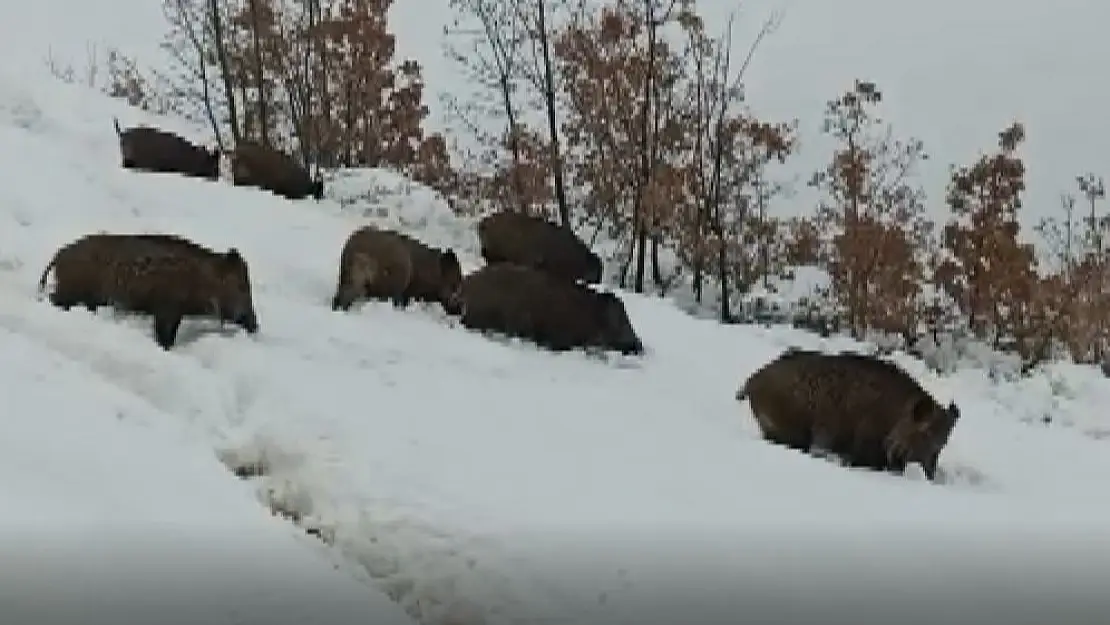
[477,211,602,284]
[395,233,463,314]
[454,263,540,340]
[39,233,259,349]
[230,140,323,200]
[113,118,220,180]
[457,263,643,355]
[735,349,960,481]
[331,225,414,311]
[38,233,223,311]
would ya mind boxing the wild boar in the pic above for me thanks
[230,140,323,200]
[395,233,464,314]
[37,233,222,311]
[331,225,414,311]
[39,233,259,349]
[457,263,643,355]
[477,211,602,284]
[588,290,643,355]
[528,281,642,355]
[735,349,960,481]
[113,118,220,180]
[455,263,542,341]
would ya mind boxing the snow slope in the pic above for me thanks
[0,323,416,625]
[3,57,1110,625]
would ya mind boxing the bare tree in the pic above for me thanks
[810,80,931,338]
[162,0,233,147]
[445,0,530,213]
[697,11,786,319]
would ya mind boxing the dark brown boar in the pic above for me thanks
[394,233,464,314]
[735,349,960,481]
[230,140,323,200]
[38,233,223,312]
[40,234,259,349]
[457,263,643,355]
[113,118,220,180]
[528,279,642,354]
[589,290,643,355]
[107,249,259,349]
[331,226,414,311]
[478,212,602,284]
[456,263,544,342]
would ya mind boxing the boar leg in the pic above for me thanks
[48,291,78,311]
[809,426,839,459]
[152,308,184,350]
[391,291,411,309]
[919,454,939,482]
[331,283,360,311]
[761,430,811,454]
[845,441,889,473]
[49,289,99,313]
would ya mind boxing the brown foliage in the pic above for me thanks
[810,80,931,339]
[784,217,821,267]
[1034,175,1110,364]
[122,0,1110,371]
[150,0,448,186]
[937,122,1036,347]
[444,0,793,309]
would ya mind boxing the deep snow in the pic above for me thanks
[4,2,1110,624]
[0,297,415,624]
[2,60,1110,625]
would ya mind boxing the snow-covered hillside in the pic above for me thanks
[2,52,1110,625]
[4,2,1110,624]
[0,327,415,625]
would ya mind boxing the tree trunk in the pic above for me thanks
[344,78,355,166]
[631,2,658,294]
[247,0,269,146]
[711,17,732,322]
[499,74,527,214]
[651,234,663,292]
[536,0,570,226]
[207,0,241,143]
[690,53,706,303]
[309,0,331,167]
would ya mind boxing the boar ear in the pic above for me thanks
[946,401,960,420]
[223,248,243,264]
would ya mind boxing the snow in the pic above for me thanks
[3,3,1110,625]
[0,315,415,624]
